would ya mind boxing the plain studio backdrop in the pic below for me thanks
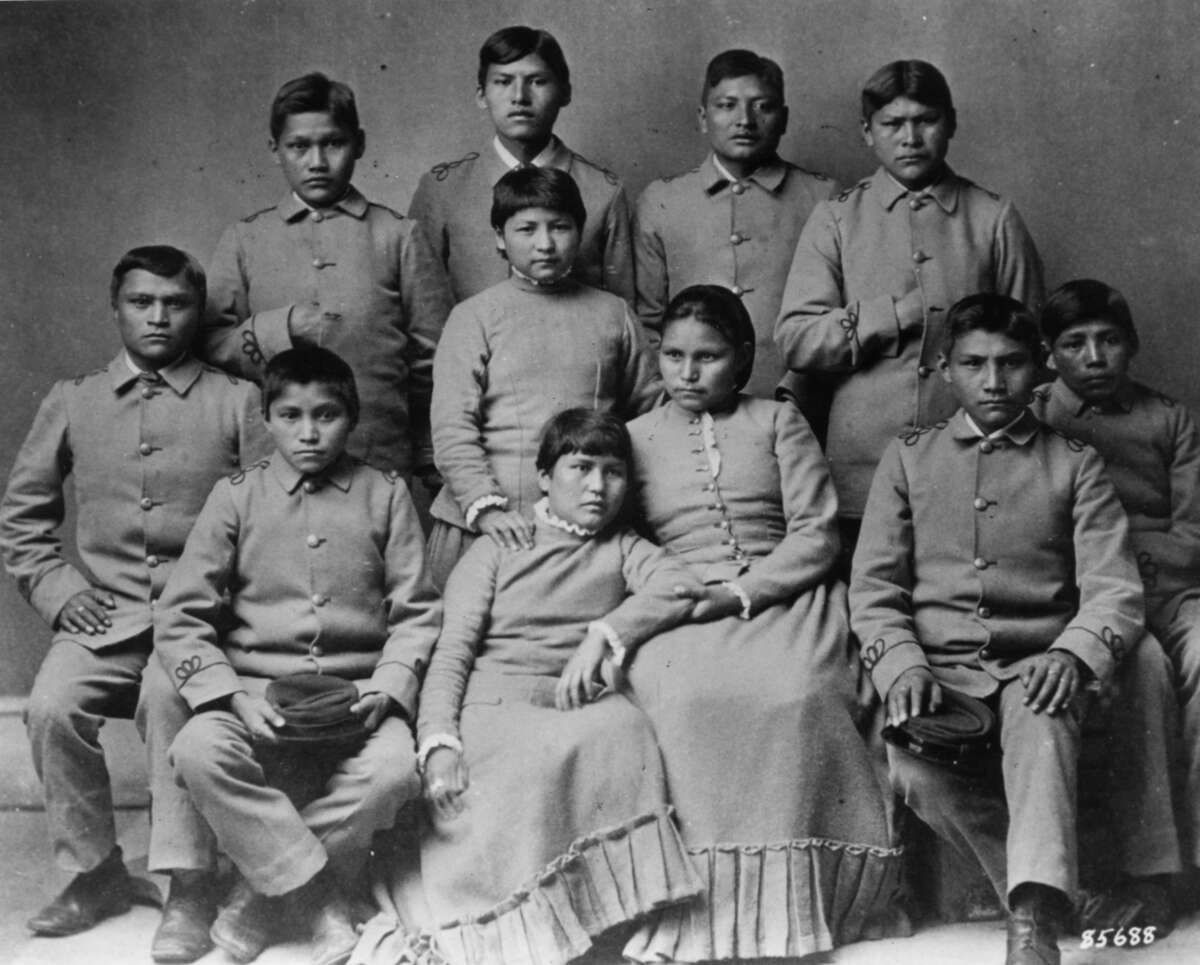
[1,0,1196,692]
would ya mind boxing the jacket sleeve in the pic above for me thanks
[398,220,455,474]
[1049,447,1145,685]
[994,201,1045,314]
[600,530,700,655]
[0,384,91,627]
[848,440,932,699]
[774,200,905,374]
[367,478,444,718]
[632,186,667,350]
[202,224,293,380]
[415,540,498,746]
[618,303,663,418]
[602,184,637,307]
[431,305,505,523]
[407,171,450,273]
[152,481,245,709]
[734,404,841,611]
[1134,406,1200,608]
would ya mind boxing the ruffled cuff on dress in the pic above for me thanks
[622,835,904,962]
[353,807,701,965]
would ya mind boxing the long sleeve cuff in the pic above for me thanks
[866,638,930,700]
[251,306,296,360]
[854,294,904,360]
[176,659,244,711]
[367,661,421,721]
[588,619,627,667]
[465,493,507,530]
[1050,625,1120,687]
[29,564,92,627]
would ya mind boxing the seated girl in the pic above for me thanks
[427,166,657,588]
[621,285,903,962]
[356,409,701,965]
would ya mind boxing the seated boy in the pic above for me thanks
[775,60,1043,560]
[155,346,440,965]
[634,48,839,402]
[204,72,452,487]
[1033,278,1198,904]
[850,293,1179,965]
[0,247,266,953]
[410,25,634,305]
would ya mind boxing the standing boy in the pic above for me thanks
[1034,278,1198,915]
[204,72,452,485]
[634,49,839,401]
[409,25,634,305]
[0,247,265,954]
[850,294,1180,965]
[776,61,1043,554]
[156,347,441,965]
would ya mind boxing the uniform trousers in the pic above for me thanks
[170,677,420,896]
[25,632,150,873]
[888,636,1180,905]
[1153,591,1200,864]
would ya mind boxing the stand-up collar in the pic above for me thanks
[269,452,356,494]
[952,407,1041,446]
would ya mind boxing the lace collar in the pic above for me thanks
[534,497,597,537]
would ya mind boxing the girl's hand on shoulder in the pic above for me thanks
[556,626,610,711]
[673,583,744,622]
[477,508,535,551]
[423,747,469,821]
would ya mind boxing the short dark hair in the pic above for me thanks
[661,284,756,392]
[110,246,206,308]
[861,60,956,132]
[702,49,785,103]
[536,407,632,474]
[262,346,360,426]
[943,293,1042,360]
[477,26,570,93]
[269,72,360,142]
[1041,279,1139,352]
[490,166,587,232]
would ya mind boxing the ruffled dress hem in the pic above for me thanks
[622,836,904,962]
[352,807,701,965]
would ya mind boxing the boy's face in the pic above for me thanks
[659,317,747,414]
[699,74,788,177]
[113,269,201,371]
[939,329,1037,434]
[270,111,364,209]
[476,54,569,150]
[538,451,628,532]
[1047,320,1135,404]
[265,382,353,476]
[496,207,581,284]
[863,96,952,190]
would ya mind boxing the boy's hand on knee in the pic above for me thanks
[423,748,469,821]
[351,692,395,732]
[55,588,116,635]
[477,508,535,551]
[1021,650,1085,715]
[886,667,943,726]
[230,692,284,742]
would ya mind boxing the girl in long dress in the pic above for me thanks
[622,285,903,962]
[356,410,701,965]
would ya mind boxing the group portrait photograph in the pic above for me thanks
[2,1,1200,964]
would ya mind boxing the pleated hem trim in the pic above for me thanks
[352,807,701,965]
[622,835,905,962]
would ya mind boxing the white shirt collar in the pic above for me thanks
[492,135,560,170]
[964,411,1026,441]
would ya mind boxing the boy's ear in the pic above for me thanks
[475,86,488,112]
[860,119,875,151]
[696,104,709,135]
[494,226,508,260]
[937,351,953,383]
[1043,343,1059,373]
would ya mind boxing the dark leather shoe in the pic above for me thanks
[27,848,135,937]
[151,871,219,963]
[1007,903,1062,965]
[210,878,281,964]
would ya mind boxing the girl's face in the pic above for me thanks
[659,316,748,413]
[538,451,628,532]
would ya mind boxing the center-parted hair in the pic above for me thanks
[535,408,632,474]
[269,72,360,142]
[661,284,757,392]
[110,246,206,308]
[477,25,571,93]
[943,292,1042,360]
[702,49,785,103]
[262,346,360,426]
[490,167,587,232]
[1041,279,1139,352]
[861,60,956,131]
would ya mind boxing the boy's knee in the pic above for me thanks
[169,716,228,786]
[24,683,92,742]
